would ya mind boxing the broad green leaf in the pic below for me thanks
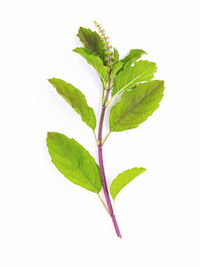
[110,61,123,79]
[121,49,146,65]
[113,48,119,63]
[112,60,157,96]
[47,132,102,193]
[77,27,107,64]
[48,78,96,130]
[73,47,108,86]
[110,80,164,132]
[110,167,146,200]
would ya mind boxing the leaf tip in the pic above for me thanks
[48,78,54,84]
[47,132,54,140]
[73,47,80,53]
[160,80,165,86]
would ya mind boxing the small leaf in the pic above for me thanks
[110,167,146,200]
[121,49,146,65]
[73,47,108,86]
[113,48,119,63]
[112,60,157,96]
[110,61,123,79]
[77,27,107,64]
[47,132,102,193]
[110,80,164,132]
[48,78,96,130]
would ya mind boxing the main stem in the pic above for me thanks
[97,82,122,238]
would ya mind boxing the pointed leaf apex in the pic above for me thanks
[110,167,147,200]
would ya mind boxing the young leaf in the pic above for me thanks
[112,60,157,96]
[77,27,106,64]
[113,48,119,63]
[110,61,123,79]
[121,49,146,65]
[110,80,164,132]
[73,47,108,86]
[48,78,96,130]
[110,167,146,200]
[47,132,102,193]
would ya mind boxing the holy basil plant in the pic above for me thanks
[46,21,165,238]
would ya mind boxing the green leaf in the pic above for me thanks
[47,132,102,193]
[48,78,96,130]
[121,49,146,65]
[77,27,107,64]
[112,60,157,96]
[110,61,123,79]
[113,48,119,63]
[73,47,108,86]
[110,80,164,132]
[110,167,146,200]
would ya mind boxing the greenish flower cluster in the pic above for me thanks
[94,20,114,70]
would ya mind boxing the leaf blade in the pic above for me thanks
[110,80,165,132]
[77,27,106,64]
[112,60,157,96]
[113,48,119,63]
[47,132,102,193]
[48,78,96,130]
[121,49,146,65]
[73,47,108,86]
[110,167,146,200]
[110,61,123,79]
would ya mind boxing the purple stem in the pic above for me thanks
[98,88,122,238]
[95,22,122,237]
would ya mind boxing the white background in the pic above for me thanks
[1,0,200,266]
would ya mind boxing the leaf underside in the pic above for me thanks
[110,167,146,200]
[48,78,96,130]
[47,132,102,193]
[110,80,165,132]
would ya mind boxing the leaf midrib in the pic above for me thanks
[57,142,99,193]
[116,65,155,95]
[111,85,160,131]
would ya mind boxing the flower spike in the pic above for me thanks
[94,21,114,72]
